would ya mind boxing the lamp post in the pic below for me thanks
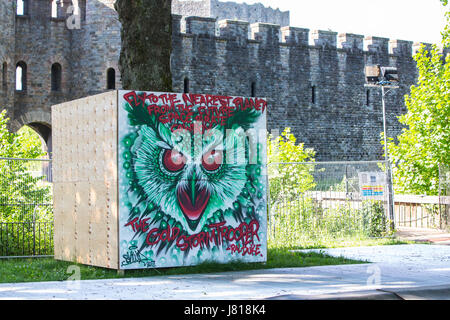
[365,66,399,231]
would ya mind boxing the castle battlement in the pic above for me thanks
[176,15,429,58]
[0,0,444,161]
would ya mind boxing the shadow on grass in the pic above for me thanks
[0,248,364,284]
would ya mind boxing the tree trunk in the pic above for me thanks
[115,0,173,92]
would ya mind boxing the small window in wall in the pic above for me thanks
[2,62,7,91]
[183,77,190,94]
[251,81,256,97]
[311,85,316,104]
[107,68,116,90]
[16,0,27,16]
[51,63,62,92]
[16,61,27,91]
[366,90,370,106]
[51,0,58,18]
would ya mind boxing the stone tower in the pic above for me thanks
[71,0,121,99]
[2,0,76,152]
[172,0,290,28]
[0,0,15,123]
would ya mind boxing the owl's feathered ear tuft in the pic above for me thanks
[123,101,157,128]
[225,105,262,131]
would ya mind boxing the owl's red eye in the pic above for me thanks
[202,150,222,171]
[163,149,186,172]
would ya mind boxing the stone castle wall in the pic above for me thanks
[0,0,433,160]
[0,0,16,122]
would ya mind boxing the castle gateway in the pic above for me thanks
[0,0,435,160]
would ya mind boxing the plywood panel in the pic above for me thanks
[52,183,64,260]
[61,182,76,262]
[75,182,90,265]
[52,91,119,269]
[107,180,119,269]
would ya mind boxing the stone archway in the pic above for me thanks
[10,110,52,156]
[27,122,52,156]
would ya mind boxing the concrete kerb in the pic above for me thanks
[266,284,450,300]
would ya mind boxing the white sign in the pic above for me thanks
[358,172,386,198]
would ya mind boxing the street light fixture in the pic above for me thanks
[365,65,399,231]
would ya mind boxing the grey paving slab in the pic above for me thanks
[0,245,449,300]
[298,244,450,265]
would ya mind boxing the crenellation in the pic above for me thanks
[172,14,182,35]
[338,33,364,51]
[311,30,338,48]
[185,16,217,37]
[389,40,413,56]
[56,0,74,19]
[29,0,51,19]
[281,26,309,46]
[443,47,450,59]
[218,19,249,42]
[412,42,433,55]
[250,23,281,45]
[364,36,390,54]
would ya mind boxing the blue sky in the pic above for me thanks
[225,0,448,44]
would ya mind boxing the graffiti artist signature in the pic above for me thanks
[121,245,156,268]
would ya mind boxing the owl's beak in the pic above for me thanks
[177,179,210,227]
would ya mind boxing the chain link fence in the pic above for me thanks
[0,158,53,257]
[267,161,392,248]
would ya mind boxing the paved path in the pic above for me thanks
[299,244,450,265]
[395,227,450,245]
[0,245,449,300]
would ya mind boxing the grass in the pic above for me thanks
[0,247,364,284]
[0,235,421,284]
[283,236,420,250]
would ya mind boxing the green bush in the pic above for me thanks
[360,200,389,237]
[268,198,391,249]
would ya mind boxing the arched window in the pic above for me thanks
[251,81,256,97]
[311,85,316,104]
[16,61,27,91]
[2,62,7,91]
[106,68,116,90]
[51,0,58,18]
[51,63,62,92]
[16,0,28,16]
[183,77,190,94]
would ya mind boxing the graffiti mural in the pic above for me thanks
[118,90,268,269]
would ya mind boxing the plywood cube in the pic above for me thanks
[52,90,268,270]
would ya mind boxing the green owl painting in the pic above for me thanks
[118,90,268,269]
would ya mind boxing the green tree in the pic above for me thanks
[0,110,51,221]
[268,128,316,201]
[386,2,449,195]
[115,0,173,92]
[0,111,44,159]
